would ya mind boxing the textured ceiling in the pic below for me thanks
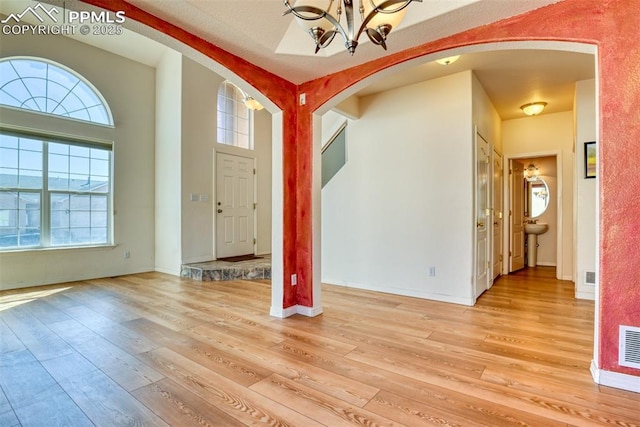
[120,0,595,119]
[124,0,564,84]
[0,0,596,119]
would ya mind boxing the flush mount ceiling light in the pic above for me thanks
[435,55,460,65]
[520,101,547,116]
[243,95,264,111]
[283,0,422,55]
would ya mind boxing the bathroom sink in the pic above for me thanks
[525,223,548,235]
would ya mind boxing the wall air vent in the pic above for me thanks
[619,325,640,369]
[585,271,596,285]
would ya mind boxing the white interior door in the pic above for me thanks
[215,152,255,258]
[492,151,503,282]
[475,132,490,299]
[510,160,525,272]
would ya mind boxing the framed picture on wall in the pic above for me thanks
[584,141,596,179]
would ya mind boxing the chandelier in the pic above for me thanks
[283,0,422,55]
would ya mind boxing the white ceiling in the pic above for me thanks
[120,0,596,120]
[1,0,596,120]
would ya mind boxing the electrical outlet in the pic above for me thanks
[299,93,306,105]
[428,266,436,277]
[291,274,297,286]
[124,250,130,259]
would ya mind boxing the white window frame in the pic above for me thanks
[0,131,113,251]
[216,80,254,150]
[0,57,114,252]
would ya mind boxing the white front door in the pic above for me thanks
[475,132,490,300]
[215,152,255,258]
[510,160,525,272]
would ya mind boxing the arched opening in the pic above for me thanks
[312,40,597,341]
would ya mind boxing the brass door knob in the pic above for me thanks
[217,209,223,213]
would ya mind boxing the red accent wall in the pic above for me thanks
[85,0,639,377]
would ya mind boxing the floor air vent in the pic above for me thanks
[619,325,640,369]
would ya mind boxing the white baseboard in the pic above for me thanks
[576,289,595,300]
[270,304,323,318]
[296,305,323,317]
[270,305,297,318]
[322,278,475,306]
[154,266,181,276]
[536,261,557,267]
[591,360,640,393]
[181,255,214,264]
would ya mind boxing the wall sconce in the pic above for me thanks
[524,164,539,181]
[436,55,460,65]
[520,102,547,116]
[243,95,264,111]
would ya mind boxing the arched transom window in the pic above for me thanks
[217,80,252,149]
[0,57,113,125]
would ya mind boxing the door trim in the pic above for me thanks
[503,150,563,279]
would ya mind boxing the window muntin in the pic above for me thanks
[216,81,252,149]
[0,58,113,125]
[0,132,111,250]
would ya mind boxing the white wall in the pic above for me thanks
[180,57,272,264]
[180,58,221,263]
[472,73,502,154]
[322,71,476,305]
[503,112,575,280]
[155,49,183,275]
[0,31,156,290]
[574,79,596,299]
[253,109,273,255]
[321,110,348,148]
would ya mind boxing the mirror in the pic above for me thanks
[526,178,549,218]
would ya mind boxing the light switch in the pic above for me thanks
[190,193,198,202]
[200,194,209,202]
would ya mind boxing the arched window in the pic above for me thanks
[0,57,112,125]
[216,81,251,149]
[0,58,113,250]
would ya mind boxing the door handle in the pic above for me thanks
[477,221,484,228]
[217,209,223,213]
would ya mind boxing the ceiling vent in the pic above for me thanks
[619,325,640,369]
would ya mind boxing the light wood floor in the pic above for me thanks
[1,267,638,426]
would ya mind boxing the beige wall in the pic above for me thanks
[155,49,183,275]
[322,71,478,305]
[503,111,575,281]
[180,57,272,264]
[0,30,156,289]
[472,72,503,154]
[574,79,597,299]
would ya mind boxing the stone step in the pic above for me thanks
[181,255,271,281]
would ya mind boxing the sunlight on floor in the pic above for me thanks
[0,286,71,312]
